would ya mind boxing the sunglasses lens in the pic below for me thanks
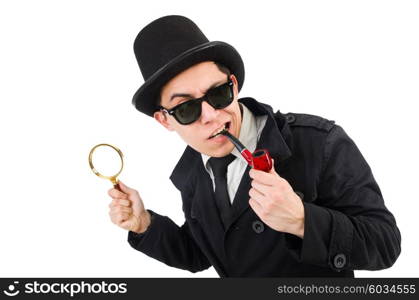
[207,82,233,109]
[174,100,201,125]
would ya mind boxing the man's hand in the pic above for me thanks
[249,159,305,238]
[108,181,151,234]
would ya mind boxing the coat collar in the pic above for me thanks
[238,97,292,162]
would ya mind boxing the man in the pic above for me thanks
[107,15,401,277]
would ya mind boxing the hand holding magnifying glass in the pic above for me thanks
[88,143,151,233]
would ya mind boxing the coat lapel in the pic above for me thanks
[170,146,225,239]
[226,164,252,229]
[190,161,226,236]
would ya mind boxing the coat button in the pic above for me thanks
[333,253,346,269]
[252,221,265,233]
[295,190,304,200]
[285,114,296,124]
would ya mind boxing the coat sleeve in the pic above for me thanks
[285,125,401,272]
[127,210,211,273]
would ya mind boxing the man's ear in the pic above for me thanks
[229,74,239,99]
[154,110,175,131]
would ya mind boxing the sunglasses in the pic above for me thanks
[159,79,234,125]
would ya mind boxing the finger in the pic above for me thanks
[114,198,131,207]
[108,188,128,199]
[119,220,132,230]
[109,212,130,224]
[248,187,266,205]
[119,198,131,207]
[269,158,276,174]
[110,206,133,214]
[249,198,264,217]
[118,180,137,196]
[116,213,129,224]
[108,198,131,208]
[249,168,279,186]
[251,180,270,195]
[111,212,130,222]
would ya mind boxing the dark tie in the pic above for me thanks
[208,154,236,229]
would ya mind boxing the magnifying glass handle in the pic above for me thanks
[113,182,122,192]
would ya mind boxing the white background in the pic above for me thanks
[0,0,418,277]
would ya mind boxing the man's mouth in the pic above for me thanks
[208,122,231,139]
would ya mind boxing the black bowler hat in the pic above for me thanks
[132,15,245,117]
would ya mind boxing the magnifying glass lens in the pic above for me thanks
[91,145,122,178]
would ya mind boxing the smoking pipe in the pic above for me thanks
[220,130,272,172]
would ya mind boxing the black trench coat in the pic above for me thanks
[128,97,401,277]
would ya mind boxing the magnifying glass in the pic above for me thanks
[88,143,124,191]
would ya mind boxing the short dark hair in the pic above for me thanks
[214,61,231,77]
[157,61,231,107]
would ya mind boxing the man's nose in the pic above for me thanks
[200,100,218,124]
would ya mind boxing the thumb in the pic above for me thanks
[269,158,277,175]
[117,180,133,194]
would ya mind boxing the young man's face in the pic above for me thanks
[154,61,242,157]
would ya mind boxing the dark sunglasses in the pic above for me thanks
[159,79,234,125]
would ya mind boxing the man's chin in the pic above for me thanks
[204,143,235,158]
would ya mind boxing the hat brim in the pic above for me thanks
[132,41,245,117]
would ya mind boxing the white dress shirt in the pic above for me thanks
[201,103,268,203]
